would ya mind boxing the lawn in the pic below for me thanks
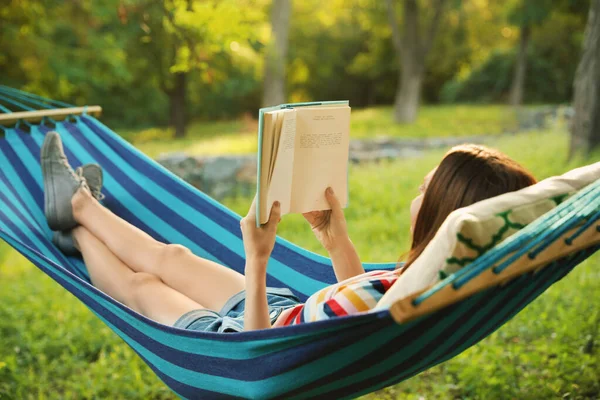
[120,105,521,158]
[0,128,598,399]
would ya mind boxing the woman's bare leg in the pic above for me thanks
[73,226,203,325]
[71,187,245,311]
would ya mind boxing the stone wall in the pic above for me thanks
[158,153,258,199]
[157,133,511,200]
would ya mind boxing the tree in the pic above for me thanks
[0,1,132,107]
[570,0,600,157]
[507,0,553,107]
[385,0,448,124]
[262,0,292,107]
[125,0,262,137]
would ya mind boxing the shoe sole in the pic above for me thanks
[41,133,73,231]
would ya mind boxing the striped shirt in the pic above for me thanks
[273,269,401,327]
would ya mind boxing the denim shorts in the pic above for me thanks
[173,287,301,333]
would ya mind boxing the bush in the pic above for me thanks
[441,10,586,105]
[441,47,576,104]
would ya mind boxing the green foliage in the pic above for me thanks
[1,0,592,132]
[0,127,598,398]
[506,0,554,27]
[441,2,590,104]
[440,49,516,103]
[441,44,579,104]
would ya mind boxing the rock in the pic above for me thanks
[157,151,188,166]
[211,181,237,200]
[378,148,401,159]
[202,156,243,183]
[236,160,257,183]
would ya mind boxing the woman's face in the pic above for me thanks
[410,168,436,232]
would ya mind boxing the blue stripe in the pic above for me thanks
[0,224,399,397]
[0,180,88,279]
[63,120,327,299]
[370,279,387,294]
[80,118,350,281]
[0,85,74,108]
[80,116,398,277]
[0,110,596,400]
[0,210,390,379]
[292,263,556,399]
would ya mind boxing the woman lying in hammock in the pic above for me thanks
[41,131,536,332]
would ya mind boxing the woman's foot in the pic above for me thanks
[41,131,88,231]
[52,165,104,256]
[76,164,104,201]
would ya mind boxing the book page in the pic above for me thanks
[259,112,276,221]
[267,112,285,186]
[289,106,350,213]
[261,109,297,224]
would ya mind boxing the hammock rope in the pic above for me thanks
[0,87,598,399]
[0,84,74,110]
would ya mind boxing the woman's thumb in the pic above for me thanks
[325,187,342,214]
[268,201,282,227]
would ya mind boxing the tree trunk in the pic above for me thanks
[169,72,187,138]
[395,59,423,123]
[386,0,446,124]
[570,0,600,158]
[262,0,292,107]
[509,24,531,107]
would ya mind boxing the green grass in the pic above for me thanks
[121,105,520,158]
[1,129,599,399]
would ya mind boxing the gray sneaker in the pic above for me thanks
[41,131,88,231]
[76,164,104,201]
[52,230,79,256]
[52,164,103,256]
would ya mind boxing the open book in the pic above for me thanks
[256,101,351,225]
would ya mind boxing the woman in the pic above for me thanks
[41,132,536,332]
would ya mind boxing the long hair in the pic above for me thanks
[401,144,537,271]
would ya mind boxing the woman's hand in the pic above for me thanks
[240,196,281,266]
[241,195,281,331]
[304,187,364,282]
[303,187,349,252]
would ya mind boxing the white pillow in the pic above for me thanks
[377,161,600,309]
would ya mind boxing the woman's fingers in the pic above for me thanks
[266,201,281,230]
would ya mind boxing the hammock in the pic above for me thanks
[0,86,598,399]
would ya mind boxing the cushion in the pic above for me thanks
[377,161,600,309]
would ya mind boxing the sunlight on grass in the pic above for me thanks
[350,105,519,139]
[123,105,521,158]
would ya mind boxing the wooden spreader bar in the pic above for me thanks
[0,106,102,125]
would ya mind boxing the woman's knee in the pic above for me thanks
[154,244,192,275]
[126,272,162,307]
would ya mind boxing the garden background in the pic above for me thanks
[1,0,599,399]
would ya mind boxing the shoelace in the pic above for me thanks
[75,167,105,201]
[57,153,80,182]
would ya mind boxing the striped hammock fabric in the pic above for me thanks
[0,87,599,399]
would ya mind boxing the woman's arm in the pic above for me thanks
[240,197,281,331]
[304,188,364,282]
[244,258,271,330]
[327,237,364,282]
